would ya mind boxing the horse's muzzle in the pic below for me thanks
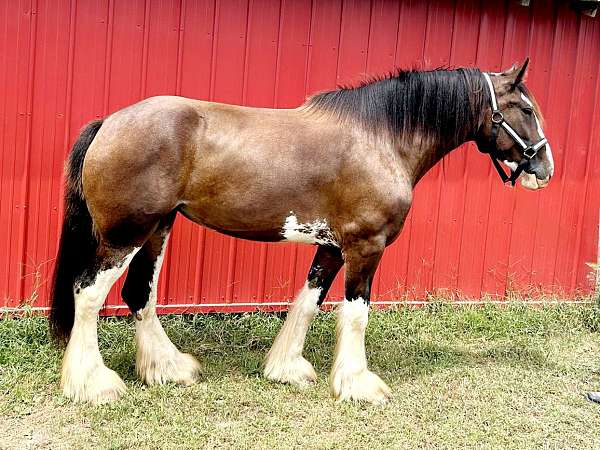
[520,172,550,190]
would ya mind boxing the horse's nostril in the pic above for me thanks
[536,176,550,188]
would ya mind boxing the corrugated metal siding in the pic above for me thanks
[1,0,599,313]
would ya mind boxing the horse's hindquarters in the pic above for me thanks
[82,98,199,244]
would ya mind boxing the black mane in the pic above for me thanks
[305,68,489,148]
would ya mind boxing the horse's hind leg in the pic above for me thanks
[264,245,343,386]
[61,244,140,404]
[122,216,200,386]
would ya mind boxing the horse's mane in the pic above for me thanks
[304,67,489,148]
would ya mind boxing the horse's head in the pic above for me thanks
[476,58,554,190]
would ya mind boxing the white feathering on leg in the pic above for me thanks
[61,248,139,404]
[264,282,321,386]
[135,237,200,386]
[329,298,391,404]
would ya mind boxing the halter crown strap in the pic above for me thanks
[482,73,498,110]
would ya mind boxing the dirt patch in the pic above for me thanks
[0,404,92,450]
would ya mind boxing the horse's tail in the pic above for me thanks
[49,119,104,344]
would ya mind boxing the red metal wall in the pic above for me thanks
[1,0,599,313]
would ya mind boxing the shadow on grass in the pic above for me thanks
[98,312,562,384]
[0,306,583,388]
[367,339,556,380]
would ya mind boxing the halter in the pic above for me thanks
[481,72,548,185]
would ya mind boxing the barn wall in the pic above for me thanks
[1,0,599,313]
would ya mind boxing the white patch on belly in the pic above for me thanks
[282,213,339,247]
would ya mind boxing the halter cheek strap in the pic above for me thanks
[481,72,548,185]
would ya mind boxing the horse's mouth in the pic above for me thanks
[520,172,550,190]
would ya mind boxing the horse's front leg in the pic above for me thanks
[264,245,344,386]
[330,236,391,404]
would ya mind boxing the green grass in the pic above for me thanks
[1,303,600,449]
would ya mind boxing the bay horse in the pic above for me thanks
[49,59,553,404]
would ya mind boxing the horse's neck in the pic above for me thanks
[391,95,483,185]
[398,130,476,186]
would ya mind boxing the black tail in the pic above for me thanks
[49,119,104,344]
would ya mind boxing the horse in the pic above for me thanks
[49,58,553,405]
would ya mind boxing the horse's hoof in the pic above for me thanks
[61,364,126,405]
[264,354,317,387]
[587,392,600,404]
[137,351,201,386]
[329,368,391,405]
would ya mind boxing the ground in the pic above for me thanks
[1,302,600,449]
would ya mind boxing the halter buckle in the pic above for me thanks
[491,111,504,124]
[523,146,537,159]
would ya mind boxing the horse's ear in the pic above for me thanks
[500,62,518,76]
[512,57,529,86]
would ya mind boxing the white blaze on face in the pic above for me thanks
[521,92,554,177]
[282,213,339,247]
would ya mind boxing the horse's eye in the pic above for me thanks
[522,107,533,115]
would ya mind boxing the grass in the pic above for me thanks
[1,302,600,449]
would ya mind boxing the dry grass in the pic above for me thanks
[1,302,600,449]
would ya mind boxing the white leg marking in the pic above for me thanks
[135,235,201,386]
[264,282,320,386]
[329,299,391,404]
[61,248,139,404]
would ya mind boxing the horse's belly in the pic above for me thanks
[177,202,283,242]
[178,199,339,247]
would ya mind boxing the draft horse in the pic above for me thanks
[50,59,553,404]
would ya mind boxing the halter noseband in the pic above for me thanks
[481,72,548,186]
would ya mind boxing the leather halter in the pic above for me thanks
[481,72,548,186]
